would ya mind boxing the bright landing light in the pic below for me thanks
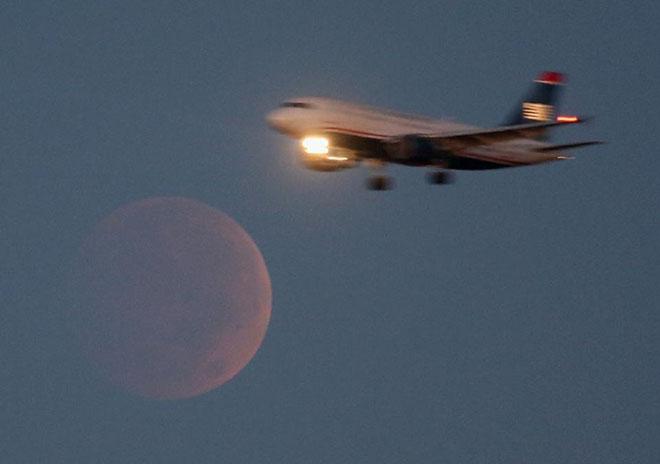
[302,136,329,155]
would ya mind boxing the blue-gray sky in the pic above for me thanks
[3,1,659,462]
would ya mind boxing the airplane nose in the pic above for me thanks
[266,110,283,130]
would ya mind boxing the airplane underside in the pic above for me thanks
[329,132,524,171]
[394,157,514,170]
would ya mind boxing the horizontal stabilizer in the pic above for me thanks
[535,141,604,152]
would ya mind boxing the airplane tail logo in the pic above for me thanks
[503,71,565,136]
[522,102,554,121]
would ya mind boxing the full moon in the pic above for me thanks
[67,197,272,399]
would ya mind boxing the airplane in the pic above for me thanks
[266,71,602,190]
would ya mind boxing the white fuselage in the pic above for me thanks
[267,97,473,138]
[267,97,559,167]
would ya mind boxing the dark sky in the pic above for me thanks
[3,1,659,462]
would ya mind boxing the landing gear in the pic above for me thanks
[367,175,394,191]
[427,170,455,185]
[365,159,393,191]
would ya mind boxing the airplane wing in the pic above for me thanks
[449,138,603,167]
[425,118,587,151]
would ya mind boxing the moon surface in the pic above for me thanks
[67,197,271,399]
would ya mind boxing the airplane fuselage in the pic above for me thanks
[265,72,598,189]
[267,97,554,170]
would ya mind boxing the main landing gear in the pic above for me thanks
[365,160,394,191]
[364,161,455,190]
[366,175,394,191]
[426,170,455,185]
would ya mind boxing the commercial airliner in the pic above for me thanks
[266,72,601,190]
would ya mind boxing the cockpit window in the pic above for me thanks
[281,102,313,109]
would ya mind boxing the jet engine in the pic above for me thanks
[299,136,358,171]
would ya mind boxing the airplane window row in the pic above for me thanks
[281,102,313,109]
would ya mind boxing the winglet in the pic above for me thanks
[556,114,593,124]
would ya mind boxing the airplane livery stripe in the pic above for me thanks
[323,127,390,139]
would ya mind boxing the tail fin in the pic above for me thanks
[502,71,565,138]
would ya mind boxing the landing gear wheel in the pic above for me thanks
[427,171,455,185]
[367,175,394,191]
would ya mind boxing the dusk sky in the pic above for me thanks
[3,1,659,463]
